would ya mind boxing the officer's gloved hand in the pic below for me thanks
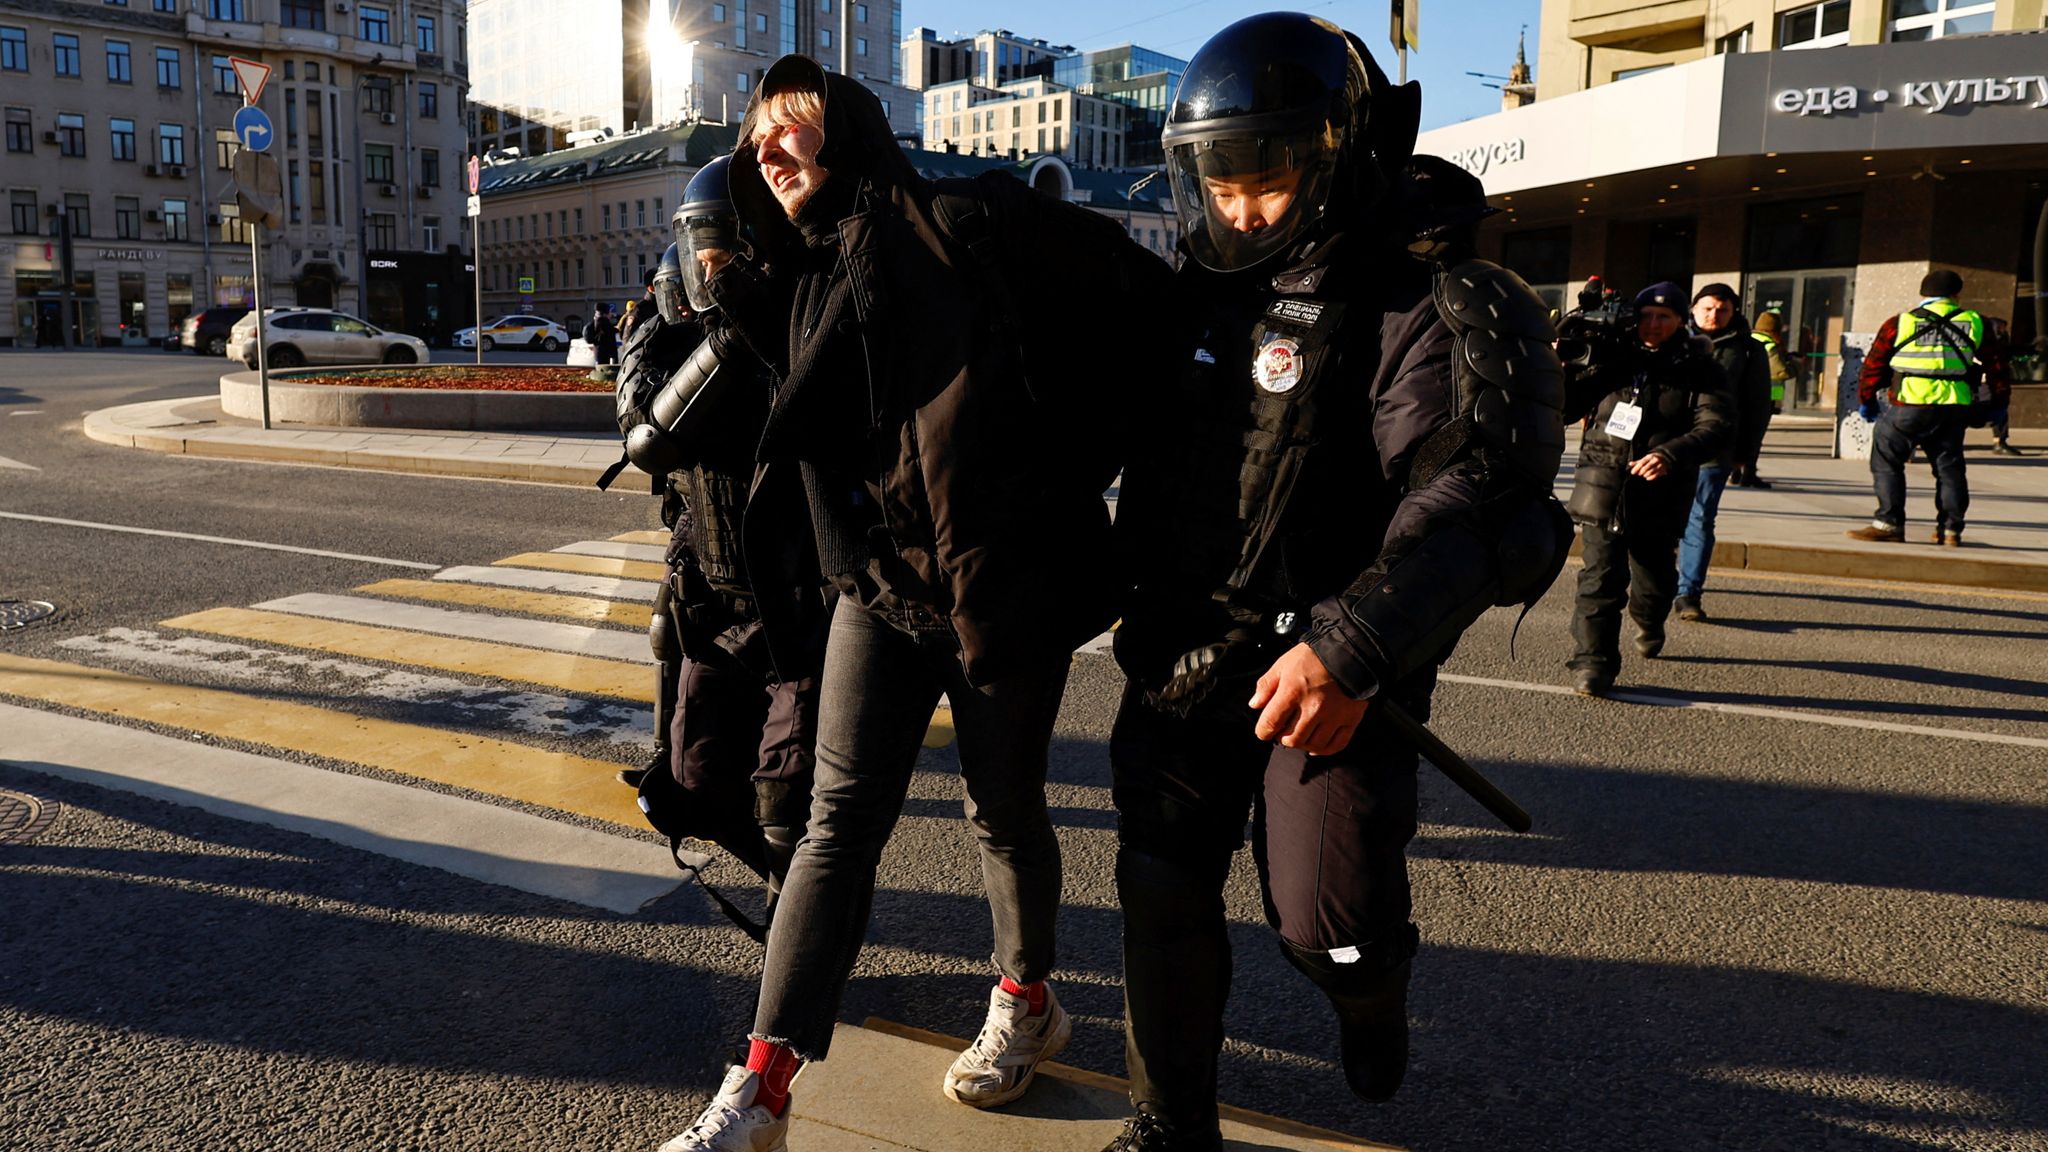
[1859,400,1883,423]
[1148,638,1267,717]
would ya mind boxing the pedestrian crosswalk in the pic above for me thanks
[10,530,963,841]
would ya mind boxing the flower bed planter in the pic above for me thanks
[218,365,615,431]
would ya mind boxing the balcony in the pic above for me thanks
[1566,0,1706,47]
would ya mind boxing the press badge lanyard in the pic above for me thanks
[1605,374,1647,442]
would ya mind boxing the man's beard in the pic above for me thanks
[775,170,827,220]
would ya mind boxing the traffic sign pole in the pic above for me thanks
[469,155,482,367]
[252,219,270,429]
[229,55,276,427]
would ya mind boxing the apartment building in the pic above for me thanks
[1417,0,2048,403]
[919,76,1132,169]
[1,0,472,346]
[467,0,914,164]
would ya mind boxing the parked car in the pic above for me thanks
[453,315,570,352]
[227,308,430,368]
[180,306,253,356]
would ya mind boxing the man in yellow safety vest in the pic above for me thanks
[1847,270,2011,547]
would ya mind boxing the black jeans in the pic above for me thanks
[1568,476,1688,678]
[1110,681,1420,1133]
[750,597,1070,1059]
[1872,404,1970,535]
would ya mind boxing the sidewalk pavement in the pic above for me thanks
[83,396,2048,591]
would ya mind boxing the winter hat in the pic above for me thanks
[1634,281,1686,314]
[1919,269,1963,298]
[1691,282,1738,305]
[1753,310,1783,337]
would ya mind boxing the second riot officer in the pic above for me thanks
[1107,14,1574,1150]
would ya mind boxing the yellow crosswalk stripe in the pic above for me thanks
[355,578,654,630]
[610,530,671,546]
[493,551,669,581]
[924,707,954,749]
[161,606,652,702]
[0,652,644,827]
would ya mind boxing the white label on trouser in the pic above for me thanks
[1329,946,1363,964]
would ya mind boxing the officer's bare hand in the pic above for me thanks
[1249,643,1369,756]
[1628,452,1670,481]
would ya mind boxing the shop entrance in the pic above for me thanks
[1746,268,1854,409]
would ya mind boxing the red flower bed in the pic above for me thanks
[287,366,610,392]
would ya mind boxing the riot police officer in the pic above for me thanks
[614,156,829,919]
[1107,15,1572,1150]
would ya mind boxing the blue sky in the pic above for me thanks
[899,0,1544,129]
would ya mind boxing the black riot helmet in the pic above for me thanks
[652,242,686,324]
[673,154,743,312]
[1163,13,1419,272]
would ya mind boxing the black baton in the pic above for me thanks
[1378,700,1533,834]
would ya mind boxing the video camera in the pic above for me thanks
[1554,275,1639,420]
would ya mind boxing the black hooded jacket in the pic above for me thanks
[716,59,1173,687]
[1566,331,1736,531]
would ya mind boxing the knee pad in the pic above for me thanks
[754,778,810,830]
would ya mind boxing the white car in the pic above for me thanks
[454,315,570,352]
[228,308,430,369]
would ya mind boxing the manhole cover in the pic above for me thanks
[0,789,59,845]
[0,600,57,631]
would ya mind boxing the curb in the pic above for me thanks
[218,369,613,431]
[80,399,639,488]
[1565,533,2048,594]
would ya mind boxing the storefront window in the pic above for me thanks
[215,274,252,306]
[1889,0,1995,41]
[1647,219,1697,288]
[1746,195,1861,271]
[167,272,194,335]
[1779,0,1850,49]
[119,271,147,338]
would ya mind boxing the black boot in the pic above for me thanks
[1100,1110,1222,1152]
[1282,934,1416,1103]
[1117,847,1233,1144]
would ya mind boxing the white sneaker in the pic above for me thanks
[658,1066,790,1152]
[942,982,1072,1108]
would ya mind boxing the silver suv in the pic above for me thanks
[227,308,430,369]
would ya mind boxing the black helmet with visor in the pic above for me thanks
[1162,13,1372,272]
[651,242,686,324]
[672,155,743,312]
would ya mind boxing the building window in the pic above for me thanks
[65,193,91,237]
[115,195,139,239]
[308,159,325,224]
[1613,64,1672,82]
[215,129,237,168]
[423,214,440,249]
[364,76,393,114]
[213,55,237,94]
[1715,25,1752,54]
[157,123,184,165]
[419,81,438,118]
[154,0,175,10]
[11,191,37,235]
[1778,0,1851,49]
[601,203,610,230]
[209,0,247,20]
[755,13,767,32]
[54,33,81,77]
[163,198,189,241]
[856,37,867,56]
[1890,0,1996,40]
[636,199,646,227]
[576,258,585,287]
[364,143,393,184]
[368,212,395,249]
[420,148,440,187]
[111,117,136,160]
[737,71,749,92]
[107,40,132,84]
[574,207,584,233]
[281,0,324,30]
[713,3,725,20]
[0,27,24,72]
[156,47,180,88]
[416,15,437,52]
[856,3,867,20]
[58,113,86,156]
[359,6,392,45]
[819,27,831,49]
[5,107,29,153]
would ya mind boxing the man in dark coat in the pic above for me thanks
[657,54,1173,1152]
[1674,282,1772,622]
[1566,281,1736,695]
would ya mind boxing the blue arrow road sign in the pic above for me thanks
[233,105,273,153]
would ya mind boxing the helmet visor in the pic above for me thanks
[1164,123,1337,272]
[675,212,741,313]
[652,273,687,325]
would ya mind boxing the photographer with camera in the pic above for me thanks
[1564,281,1735,697]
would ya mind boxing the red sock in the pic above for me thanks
[999,975,1047,1016]
[745,1039,800,1116]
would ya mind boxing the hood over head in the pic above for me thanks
[730,55,919,250]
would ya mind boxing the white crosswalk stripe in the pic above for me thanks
[253,592,654,664]
[553,540,668,563]
[432,564,663,601]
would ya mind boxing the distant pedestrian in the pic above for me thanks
[1565,281,1735,697]
[1674,283,1772,622]
[585,304,619,365]
[1847,270,2011,546]
[1987,317,2024,457]
[1751,310,1795,414]
[618,299,642,340]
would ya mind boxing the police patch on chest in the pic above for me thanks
[1253,335,1303,394]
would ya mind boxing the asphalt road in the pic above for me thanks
[2,351,2044,1151]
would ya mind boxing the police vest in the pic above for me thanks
[1891,299,1982,406]
[1751,331,1785,400]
